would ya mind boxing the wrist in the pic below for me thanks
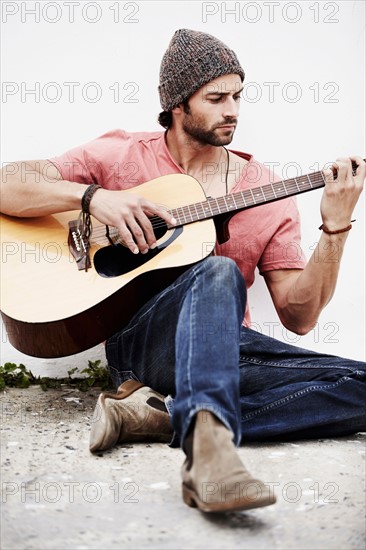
[319,219,355,235]
[81,184,102,214]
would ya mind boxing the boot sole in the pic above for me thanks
[182,482,276,513]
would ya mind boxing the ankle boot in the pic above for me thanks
[89,380,173,452]
[181,411,276,513]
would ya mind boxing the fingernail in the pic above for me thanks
[171,217,177,225]
[150,242,157,249]
[133,247,139,254]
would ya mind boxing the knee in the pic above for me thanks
[201,256,247,300]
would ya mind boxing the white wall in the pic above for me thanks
[1,0,365,377]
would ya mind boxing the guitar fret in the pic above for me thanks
[213,198,220,215]
[249,189,256,204]
[176,206,187,225]
[213,198,221,215]
[254,189,263,200]
[192,202,199,219]
[242,189,254,206]
[188,204,198,222]
[185,205,196,222]
[297,176,311,189]
[276,181,288,196]
[223,195,233,211]
[185,206,194,222]
[307,174,313,187]
[262,184,274,201]
[295,177,308,190]
[196,202,205,219]
[270,183,278,198]
[232,193,241,209]
[205,200,214,217]
[224,195,236,211]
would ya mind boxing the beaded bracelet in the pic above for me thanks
[319,219,355,235]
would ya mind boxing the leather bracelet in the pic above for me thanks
[81,183,102,214]
[319,219,355,234]
[78,184,101,273]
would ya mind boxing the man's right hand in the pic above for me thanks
[89,188,177,255]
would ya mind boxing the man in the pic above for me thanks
[1,29,365,514]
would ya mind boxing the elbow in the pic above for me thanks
[290,324,315,336]
[280,313,319,336]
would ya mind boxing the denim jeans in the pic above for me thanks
[106,256,366,448]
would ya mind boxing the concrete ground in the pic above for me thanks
[1,385,365,550]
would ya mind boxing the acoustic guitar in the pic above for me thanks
[0,164,360,358]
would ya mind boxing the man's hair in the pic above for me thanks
[158,99,191,130]
[158,111,172,130]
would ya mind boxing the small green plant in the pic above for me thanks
[80,360,111,391]
[0,363,35,390]
[0,360,112,392]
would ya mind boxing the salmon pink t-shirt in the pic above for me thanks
[49,129,306,325]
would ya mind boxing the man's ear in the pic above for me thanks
[172,104,184,115]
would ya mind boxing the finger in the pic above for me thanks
[133,212,157,252]
[323,167,334,183]
[143,200,177,227]
[335,158,351,185]
[324,157,350,184]
[117,223,141,255]
[125,216,153,253]
[133,215,162,252]
[349,155,366,178]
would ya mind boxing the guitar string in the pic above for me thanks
[90,147,229,241]
[89,170,326,241]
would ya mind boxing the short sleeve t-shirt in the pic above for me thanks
[49,129,306,325]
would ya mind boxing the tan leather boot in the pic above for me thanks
[181,411,276,513]
[89,380,173,452]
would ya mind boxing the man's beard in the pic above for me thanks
[182,108,237,146]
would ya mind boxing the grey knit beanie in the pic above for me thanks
[159,29,245,111]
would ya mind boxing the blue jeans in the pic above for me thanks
[106,256,366,447]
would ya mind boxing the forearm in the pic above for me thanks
[269,156,365,335]
[0,160,87,217]
[282,230,349,334]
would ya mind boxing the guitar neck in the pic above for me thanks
[169,169,326,227]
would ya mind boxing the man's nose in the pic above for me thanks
[222,97,240,119]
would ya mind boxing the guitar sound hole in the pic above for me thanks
[93,222,182,278]
[94,243,161,277]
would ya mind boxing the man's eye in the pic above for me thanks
[208,97,222,103]
[233,95,241,102]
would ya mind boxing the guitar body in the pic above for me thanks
[0,175,217,358]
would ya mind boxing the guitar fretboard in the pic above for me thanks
[169,170,326,226]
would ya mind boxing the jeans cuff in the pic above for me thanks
[164,395,180,448]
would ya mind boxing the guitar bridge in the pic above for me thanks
[68,220,91,271]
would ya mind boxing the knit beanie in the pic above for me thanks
[158,29,245,111]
